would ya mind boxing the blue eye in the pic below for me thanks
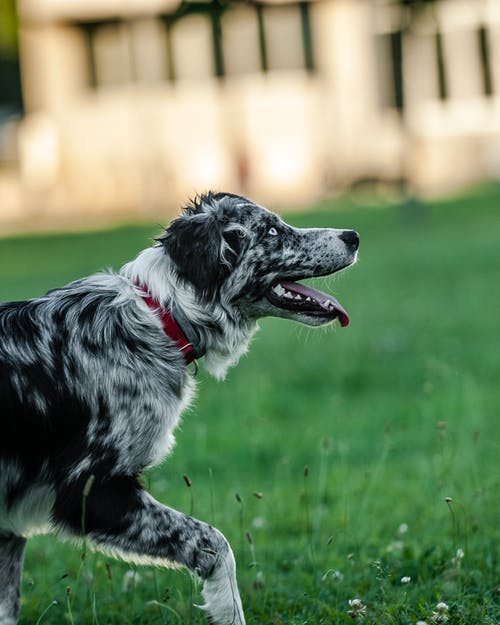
[268,227,278,236]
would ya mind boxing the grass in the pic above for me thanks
[1,184,499,624]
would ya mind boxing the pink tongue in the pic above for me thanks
[281,282,350,327]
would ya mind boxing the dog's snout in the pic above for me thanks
[339,230,359,251]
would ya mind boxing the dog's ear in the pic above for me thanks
[158,213,242,292]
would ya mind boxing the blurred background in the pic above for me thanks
[1,0,500,231]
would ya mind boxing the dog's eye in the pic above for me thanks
[268,227,278,236]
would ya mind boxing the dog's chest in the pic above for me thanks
[143,374,196,468]
[89,369,197,472]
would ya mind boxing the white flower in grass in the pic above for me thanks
[416,621,430,625]
[347,598,367,619]
[401,575,411,584]
[252,516,266,529]
[452,547,465,566]
[431,614,449,624]
[398,523,409,535]
[431,602,449,624]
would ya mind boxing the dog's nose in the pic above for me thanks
[339,230,359,251]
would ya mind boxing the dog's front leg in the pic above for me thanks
[0,535,26,625]
[53,478,245,625]
[97,491,246,625]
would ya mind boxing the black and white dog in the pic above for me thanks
[0,192,358,625]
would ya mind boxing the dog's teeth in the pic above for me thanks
[305,297,312,302]
[274,284,306,301]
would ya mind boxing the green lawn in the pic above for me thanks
[1,185,499,624]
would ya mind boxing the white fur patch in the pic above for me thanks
[201,548,246,625]
[0,464,54,537]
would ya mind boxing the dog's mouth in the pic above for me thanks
[266,280,349,327]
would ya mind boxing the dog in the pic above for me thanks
[0,192,358,625]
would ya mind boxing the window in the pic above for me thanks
[264,4,307,72]
[92,21,133,87]
[222,7,261,76]
[130,19,168,84]
[169,14,214,81]
[257,2,315,74]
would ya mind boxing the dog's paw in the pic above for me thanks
[198,572,246,625]
[196,589,246,624]
[196,595,245,625]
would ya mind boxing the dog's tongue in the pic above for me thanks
[281,282,350,327]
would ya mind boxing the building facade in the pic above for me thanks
[1,0,500,226]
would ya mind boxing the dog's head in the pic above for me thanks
[157,192,358,328]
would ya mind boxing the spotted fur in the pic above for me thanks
[0,192,358,625]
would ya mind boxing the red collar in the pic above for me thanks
[137,285,197,365]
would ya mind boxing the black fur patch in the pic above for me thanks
[159,211,243,296]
